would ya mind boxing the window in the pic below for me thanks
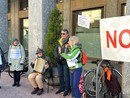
[56,0,63,3]
[8,20,12,44]
[121,4,126,16]
[8,0,11,13]
[20,18,28,51]
[20,0,28,10]
[73,8,104,58]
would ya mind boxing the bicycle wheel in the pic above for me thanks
[8,68,14,78]
[84,69,102,97]
[112,69,122,80]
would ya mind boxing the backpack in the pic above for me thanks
[81,51,88,65]
[78,74,87,98]
[75,49,88,65]
[104,68,121,97]
[78,74,84,93]
[73,47,88,65]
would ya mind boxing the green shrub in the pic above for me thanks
[45,7,63,67]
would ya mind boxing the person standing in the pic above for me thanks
[0,47,5,88]
[8,38,25,87]
[54,29,71,97]
[0,47,6,71]
[60,36,83,98]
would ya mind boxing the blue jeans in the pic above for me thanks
[70,67,82,98]
[57,62,70,91]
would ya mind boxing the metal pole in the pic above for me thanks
[96,60,103,98]
[0,70,1,88]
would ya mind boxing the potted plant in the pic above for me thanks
[44,6,63,85]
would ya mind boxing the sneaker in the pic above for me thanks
[37,88,44,95]
[55,89,65,94]
[63,91,69,97]
[31,87,39,94]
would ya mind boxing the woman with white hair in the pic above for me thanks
[59,36,83,98]
[8,38,25,87]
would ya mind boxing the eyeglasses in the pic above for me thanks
[61,33,66,35]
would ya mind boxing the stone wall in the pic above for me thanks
[123,0,130,97]
[0,0,8,51]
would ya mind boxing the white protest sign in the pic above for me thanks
[100,15,130,62]
[78,15,90,29]
[10,48,21,59]
[0,54,2,65]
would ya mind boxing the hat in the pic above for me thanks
[12,38,18,42]
[36,48,44,54]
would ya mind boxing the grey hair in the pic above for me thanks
[69,36,79,45]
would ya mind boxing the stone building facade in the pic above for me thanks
[1,0,130,97]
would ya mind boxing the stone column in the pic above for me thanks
[106,0,118,17]
[10,0,19,39]
[28,0,56,66]
[0,0,8,50]
[63,0,72,34]
[122,0,130,97]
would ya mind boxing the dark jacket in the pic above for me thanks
[54,36,69,64]
[0,47,6,70]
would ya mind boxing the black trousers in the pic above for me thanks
[13,71,21,84]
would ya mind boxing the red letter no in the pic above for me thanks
[106,30,117,48]
[119,29,130,48]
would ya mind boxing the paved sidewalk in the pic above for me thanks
[0,72,72,98]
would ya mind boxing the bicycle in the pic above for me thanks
[0,50,28,78]
[7,56,28,78]
[83,60,122,98]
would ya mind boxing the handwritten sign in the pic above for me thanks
[78,15,90,29]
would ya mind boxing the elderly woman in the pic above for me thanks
[60,36,83,98]
[8,38,25,87]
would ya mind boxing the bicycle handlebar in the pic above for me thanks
[91,60,100,65]
[91,60,115,69]
[3,51,8,54]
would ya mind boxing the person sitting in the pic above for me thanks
[28,48,50,95]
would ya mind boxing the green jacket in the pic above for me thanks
[60,44,82,70]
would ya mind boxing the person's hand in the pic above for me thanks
[44,63,49,69]
[58,47,62,54]
[20,63,24,65]
[8,63,11,66]
[32,60,35,64]
[30,62,34,68]
[65,44,69,48]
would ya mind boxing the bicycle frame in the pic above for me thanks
[84,60,122,98]
[96,60,103,98]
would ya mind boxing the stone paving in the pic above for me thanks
[0,61,122,98]
[0,72,72,98]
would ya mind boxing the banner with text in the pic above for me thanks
[100,15,130,62]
